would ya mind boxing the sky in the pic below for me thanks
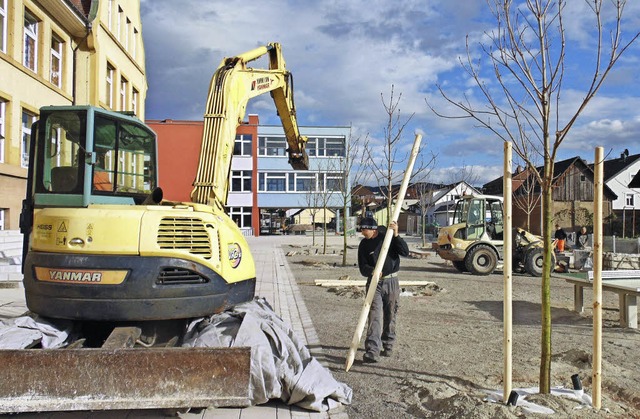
[139,0,640,187]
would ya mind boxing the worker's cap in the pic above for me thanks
[360,217,378,230]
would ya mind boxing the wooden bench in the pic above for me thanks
[564,270,640,329]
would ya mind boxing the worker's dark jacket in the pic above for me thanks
[358,226,410,278]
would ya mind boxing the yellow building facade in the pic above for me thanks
[0,0,146,229]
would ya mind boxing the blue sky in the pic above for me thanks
[140,1,640,186]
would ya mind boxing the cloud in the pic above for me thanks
[141,0,640,178]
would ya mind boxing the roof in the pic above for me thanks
[67,0,93,18]
[630,170,640,188]
[588,150,640,182]
[482,156,617,200]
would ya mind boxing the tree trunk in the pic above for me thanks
[539,158,553,393]
[342,204,348,266]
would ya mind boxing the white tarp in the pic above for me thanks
[182,297,352,411]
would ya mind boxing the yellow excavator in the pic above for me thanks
[3,43,307,412]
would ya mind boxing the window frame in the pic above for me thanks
[258,172,287,192]
[0,99,5,163]
[626,193,635,207]
[233,134,252,156]
[120,77,128,111]
[21,110,37,168]
[258,136,287,157]
[227,206,252,229]
[0,0,7,53]
[131,88,139,116]
[23,10,38,72]
[106,63,115,109]
[230,170,252,192]
[50,33,63,88]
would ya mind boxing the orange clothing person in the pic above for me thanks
[554,224,567,252]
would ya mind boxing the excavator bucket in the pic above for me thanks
[0,347,251,413]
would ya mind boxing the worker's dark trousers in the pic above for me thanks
[365,276,400,355]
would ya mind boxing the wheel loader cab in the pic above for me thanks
[452,196,504,241]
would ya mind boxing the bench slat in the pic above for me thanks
[587,270,640,281]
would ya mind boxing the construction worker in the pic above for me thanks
[357,217,409,363]
[555,224,567,252]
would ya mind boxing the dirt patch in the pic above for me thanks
[286,236,640,418]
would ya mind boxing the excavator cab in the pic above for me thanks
[32,106,159,203]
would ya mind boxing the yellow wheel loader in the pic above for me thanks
[2,43,308,413]
[435,194,555,276]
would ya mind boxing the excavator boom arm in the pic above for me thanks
[190,43,308,207]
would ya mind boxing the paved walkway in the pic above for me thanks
[0,235,348,419]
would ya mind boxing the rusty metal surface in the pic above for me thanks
[0,347,251,413]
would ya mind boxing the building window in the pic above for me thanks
[50,34,63,87]
[0,99,5,163]
[228,207,252,229]
[107,0,113,30]
[326,172,343,191]
[120,77,128,111]
[106,63,115,109]
[132,28,138,59]
[0,0,7,53]
[307,136,346,157]
[626,194,635,207]
[258,136,287,156]
[291,172,316,192]
[117,6,123,41]
[0,208,4,230]
[124,17,131,50]
[233,134,252,156]
[22,110,37,168]
[131,88,139,115]
[230,170,252,192]
[24,11,38,72]
[258,172,286,192]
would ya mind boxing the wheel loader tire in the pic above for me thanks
[452,260,468,272]
[465,244,497,276]
[524,248,556,276]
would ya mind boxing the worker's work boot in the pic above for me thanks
[363,352,379,363]
[381,348,393,357]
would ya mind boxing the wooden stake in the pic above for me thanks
[503,142,513,402]
[344,133,422,371]
[593,147,603,409]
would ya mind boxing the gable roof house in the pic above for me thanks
[427,181,481,228]
[483,156,617,235]
[591,149,640,237]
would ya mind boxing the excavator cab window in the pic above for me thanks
[39,110,85,194]
[34,108,158,204]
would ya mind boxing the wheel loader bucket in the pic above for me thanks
[0,347,251,413]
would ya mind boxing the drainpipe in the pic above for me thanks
[71,0,99,105]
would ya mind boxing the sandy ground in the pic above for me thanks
[284,233,640,418]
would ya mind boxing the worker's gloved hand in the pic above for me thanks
[389,221,399,237]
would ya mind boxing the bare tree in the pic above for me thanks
[316,158,341,254]
[428,0,639,393]
[513,166,542,232]
[301,183,321,247]
[447,163,480,189]
[334,127,367,265]
[367,85,427,224]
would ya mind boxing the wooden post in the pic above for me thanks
[503,142,513,402]
[592,147,603,409]
[344,133,422,371]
